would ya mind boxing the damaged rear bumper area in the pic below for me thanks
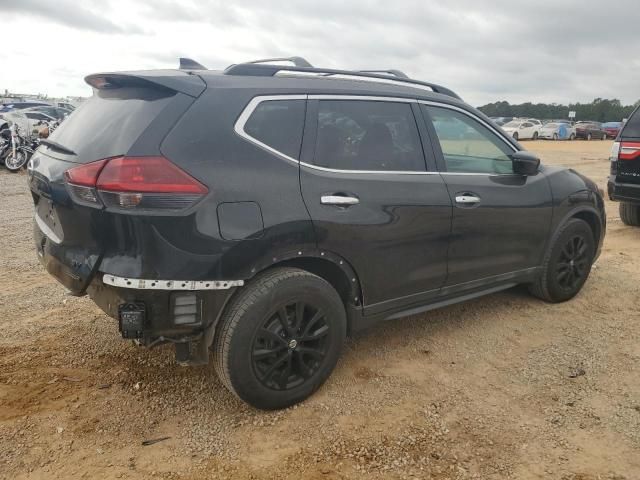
[88,274,239,366]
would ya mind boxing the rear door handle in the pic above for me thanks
[321,194,360,206]
[455,194,481,205]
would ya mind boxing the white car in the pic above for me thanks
[501,120,540,141]
[538,122,576,140]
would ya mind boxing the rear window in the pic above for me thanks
[622,107,640,139]
[46,87,175,162]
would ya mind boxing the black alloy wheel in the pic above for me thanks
[555,235,590,291]
[252,301,330,391]
[528,218,595,303]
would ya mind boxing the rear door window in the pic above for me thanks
[243,99,306,159]
[311,100,425,172]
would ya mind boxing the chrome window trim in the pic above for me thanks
[307,94,416,103]
[234,94,519,177]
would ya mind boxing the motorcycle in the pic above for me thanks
[3,123,34,172]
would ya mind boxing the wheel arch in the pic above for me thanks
[551,206,604,255]
[571,209,603,245]
[269,254,362,309]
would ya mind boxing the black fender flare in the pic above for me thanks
[548,204,605,259]
[245,248,363,307]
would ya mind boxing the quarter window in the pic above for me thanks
[423,105,514,174]
[244,99,305,159]
[312,100,425,171]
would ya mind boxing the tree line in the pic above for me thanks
[478,98,640,122]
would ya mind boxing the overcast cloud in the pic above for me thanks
[0,0,638,106]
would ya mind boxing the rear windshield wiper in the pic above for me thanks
[39,138,76,156]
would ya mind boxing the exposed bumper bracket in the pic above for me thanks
[103,274,244,290]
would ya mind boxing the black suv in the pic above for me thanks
[28,57,605,409]
[608,106,640,226]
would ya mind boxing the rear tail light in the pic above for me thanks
[618,141,640,161]
[64,156,208,211]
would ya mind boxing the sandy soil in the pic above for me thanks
[1,140,639,480]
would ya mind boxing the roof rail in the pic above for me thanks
[179,58,207,70]
[358,69,409,79]
[244,56,313,68]
[223,63,461,100]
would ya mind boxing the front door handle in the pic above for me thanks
[321,194,360,206]
[455,194,481,205]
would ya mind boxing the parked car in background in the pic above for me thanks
[608,106,640,226]
[538,122,576,140]
[56,102,76,111]
[501,119,540,140]
[575,121,607,140]
[0,110,55,136]
[28,57,605,409]
[489,116,514,126]
[0,101,50,113]
[525,118,543,128]
[25,105,72,121]
[602,121,623,139]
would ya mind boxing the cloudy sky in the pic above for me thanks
[1,0,638,107]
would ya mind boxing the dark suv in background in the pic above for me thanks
[608,106,640,226]
[28,57,605,409]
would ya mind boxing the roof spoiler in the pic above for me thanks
[85,70,206,98]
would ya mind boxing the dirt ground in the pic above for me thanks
[1,140,639,480]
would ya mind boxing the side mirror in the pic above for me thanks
[511,151,540,176]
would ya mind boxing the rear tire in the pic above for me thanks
[587,133,592,141]
[553,133,558,141]
[213,267,346,410]
[620,202,640,226]
[529,219,595,303]
[569,133,576,140]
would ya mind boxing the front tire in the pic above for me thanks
[587,133,592,141]
[529,219,595,303]
[512,132,519,141]
[533,131,539,140]
[3,149,29,172]
[620,202,640,226]
[213,268,346,410]
[553,133,558,141]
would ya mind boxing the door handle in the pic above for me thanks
[455,194,481,205]
[320,194,360,206]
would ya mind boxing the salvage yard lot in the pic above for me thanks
[0,140,639,479]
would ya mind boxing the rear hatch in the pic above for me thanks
[613,107,640,187]
[29,71,205,294]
